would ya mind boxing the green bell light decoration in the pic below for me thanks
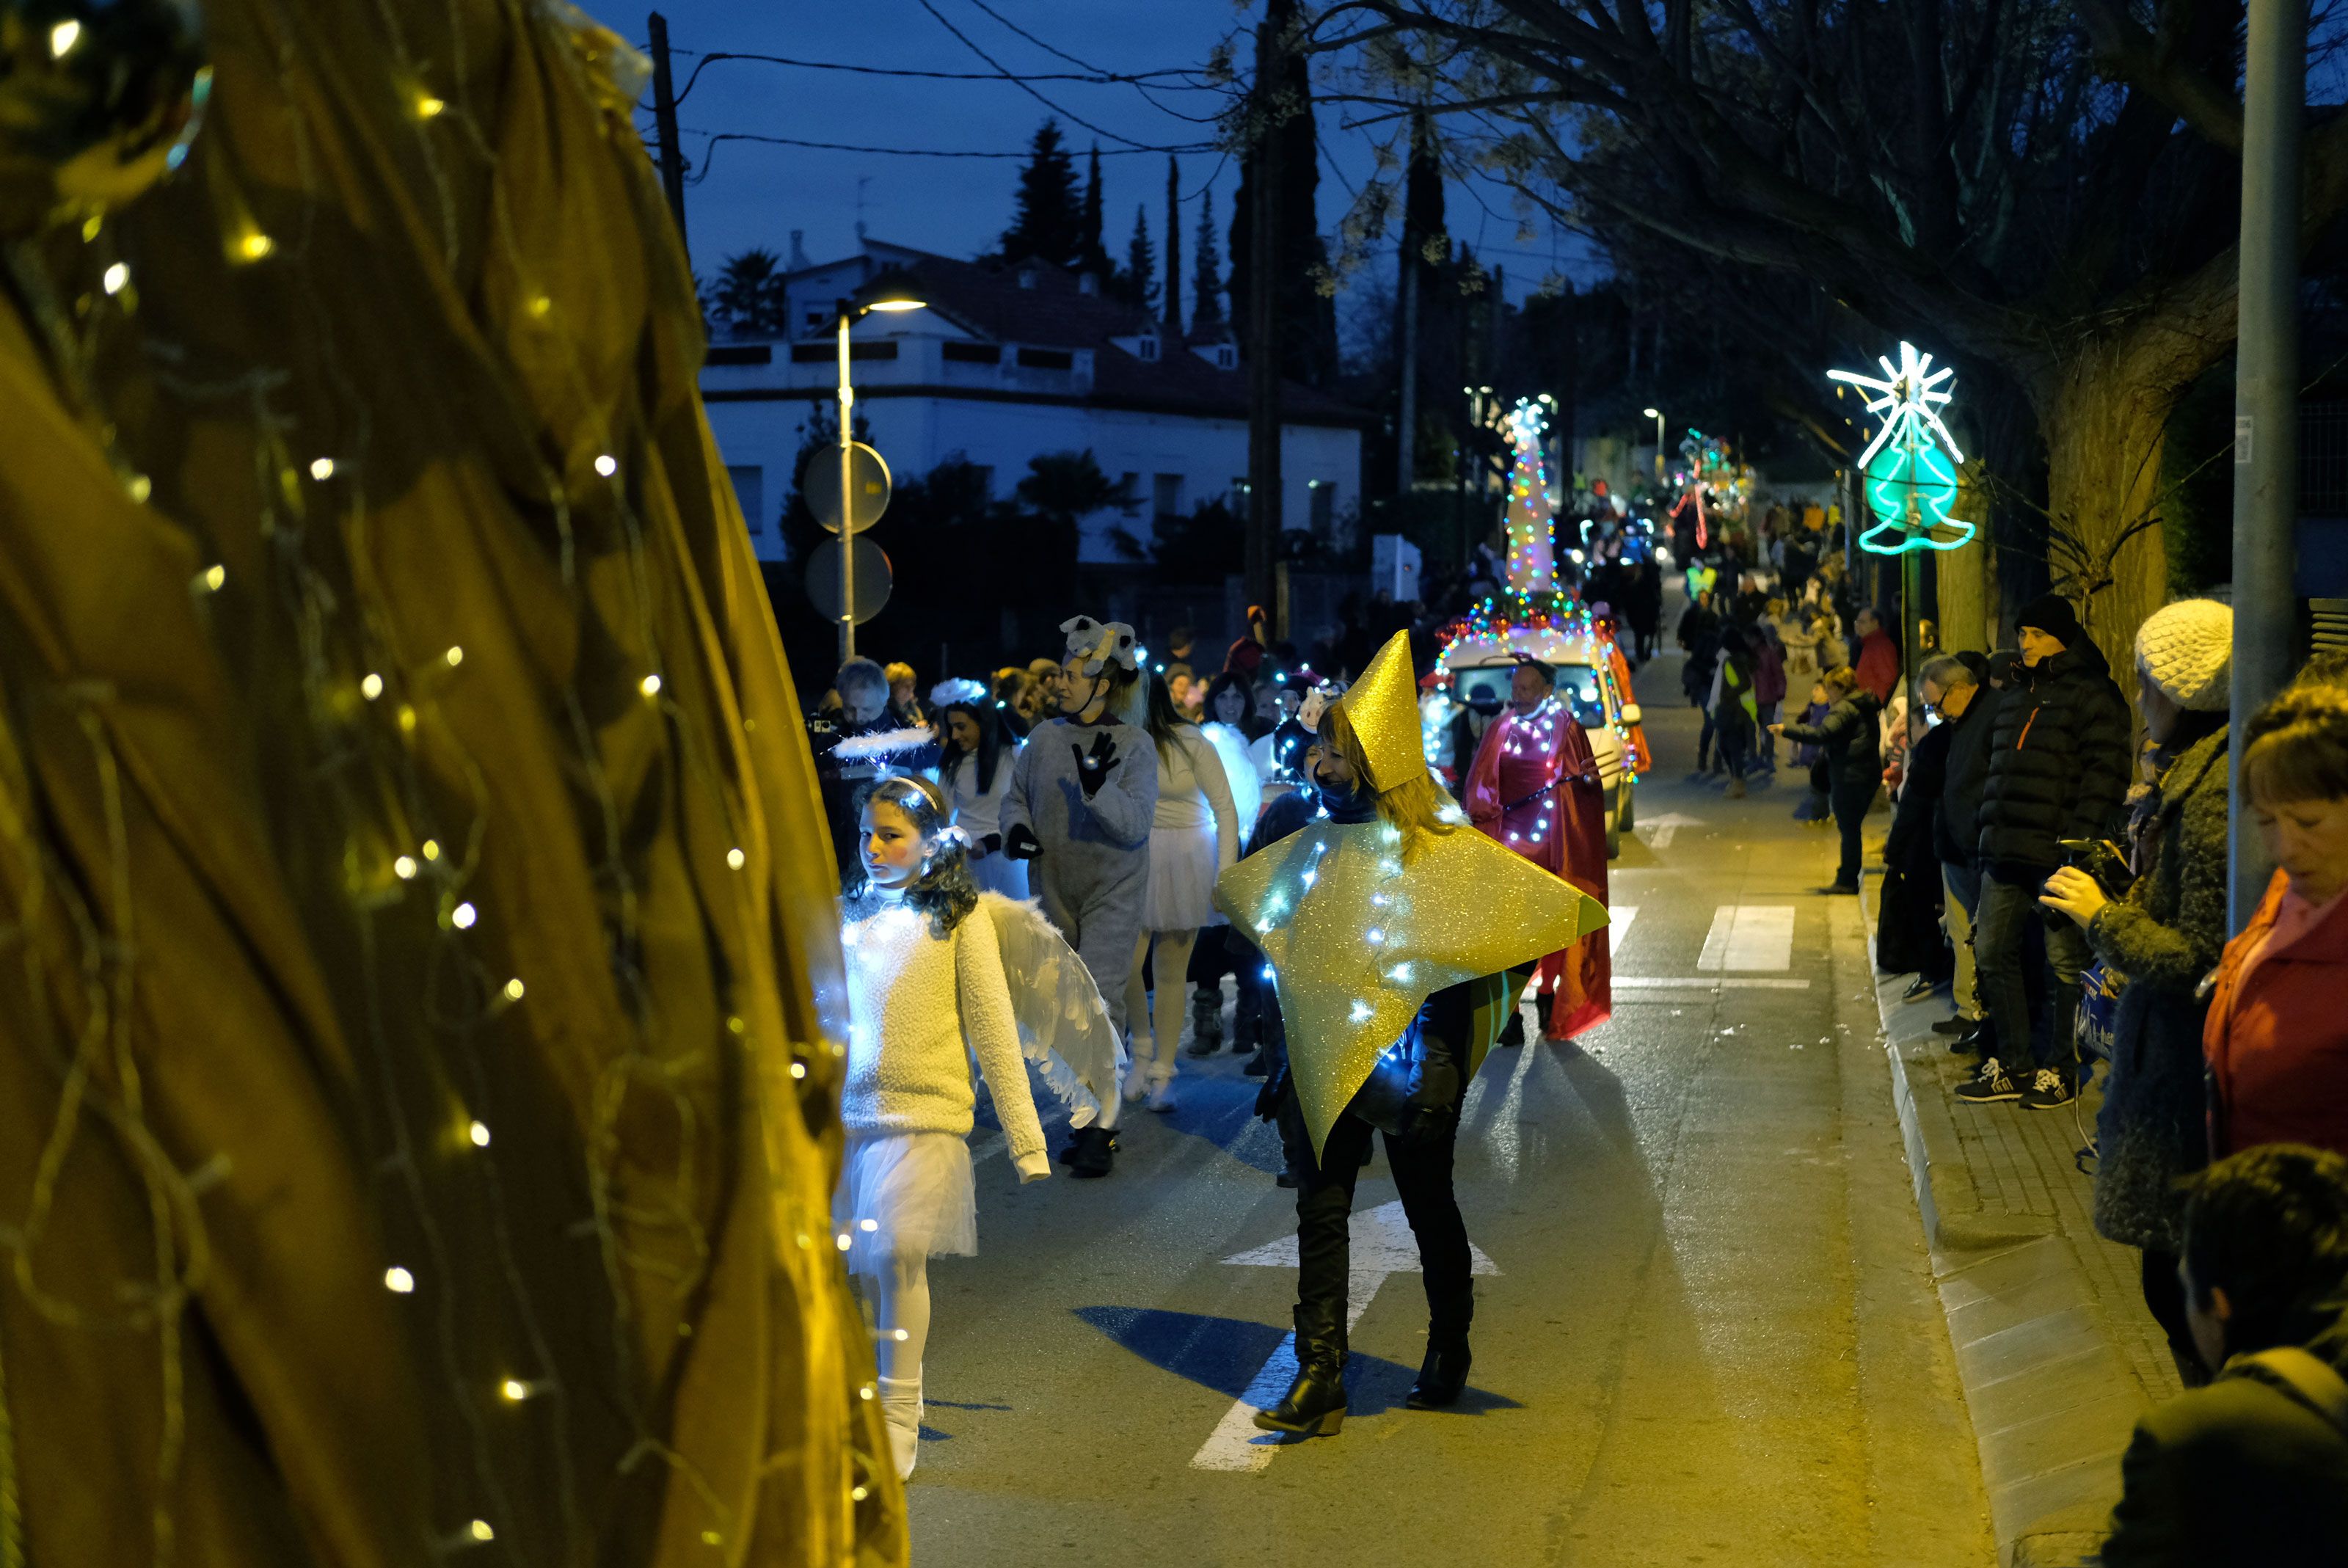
[0,0,208,237]
[1829,340,1979,557]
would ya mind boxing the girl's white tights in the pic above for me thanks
[1125,927,1198,1090]
[862,1250,931,1479]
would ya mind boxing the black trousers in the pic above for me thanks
[1291,1111,1473,1334]
[1830,778,1875,888]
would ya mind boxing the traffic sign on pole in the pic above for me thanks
[803,442,892,536]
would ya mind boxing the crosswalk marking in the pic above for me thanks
[1696,905,1796,971]
[1613,977,1811,991]
[1605,904,1638,954]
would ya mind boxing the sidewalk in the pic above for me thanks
[1865,881,2182,1568]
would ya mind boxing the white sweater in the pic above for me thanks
[839,896,1047,1166]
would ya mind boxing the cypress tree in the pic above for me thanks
[1000,120,1084,268]
[1163,156,1183,332]
[1189,186,1224,334]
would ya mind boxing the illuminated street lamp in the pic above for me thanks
[833,269,925,660]
[1642,406,1665,483]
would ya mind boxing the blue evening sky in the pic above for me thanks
[617,0,1597,320]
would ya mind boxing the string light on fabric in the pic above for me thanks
[1827,340,1977,556]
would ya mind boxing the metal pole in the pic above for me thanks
[646,12,689,260]
[2227,0,2306,931]
[838,303,856,664]
[1653,410,1665,486]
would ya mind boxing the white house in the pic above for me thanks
[699,240,1370,566]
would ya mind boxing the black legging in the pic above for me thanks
[1291,1111,1472,1335]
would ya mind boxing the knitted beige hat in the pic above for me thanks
[2134,598,2233,711]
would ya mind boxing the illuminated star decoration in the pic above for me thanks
[1827,340,1977,556]
[1214,630,1607,1160]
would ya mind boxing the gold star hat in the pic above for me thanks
[1214,631,1608,1159]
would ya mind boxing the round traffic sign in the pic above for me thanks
[803,442,892,536]
[806,536,892,625]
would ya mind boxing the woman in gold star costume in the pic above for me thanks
[1216,633,1603,1437]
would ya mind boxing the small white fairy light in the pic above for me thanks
[502,977,525,1002]
[789,1062,807,1079]
[594,454,618,478]
[236,231,274,262]
[468,1520,494,1544]
[197,564,225,592]
[360,672,384,700]
[499,1377,533,1401]
[421,839,441,861]
[49,20,81,55]
[639,674,662,697]
[309,457,335,481]
[393,855,418,880]
[445,646,464,667]
[102,263,129,295]
[726,847,746,870]
[384,1266,416,1294]
[126,475,152,503]
[417,92,446,118]
[451,902,478,930]
[467,1120,491,1148]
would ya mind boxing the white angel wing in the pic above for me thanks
[1201,721,1262,834]
[977,892,1120,1128]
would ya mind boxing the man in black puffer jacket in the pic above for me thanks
[1958,594,2132,1110]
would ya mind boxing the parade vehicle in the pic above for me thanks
[1423,608,1643,858]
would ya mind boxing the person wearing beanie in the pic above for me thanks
[2039,598,2235,1379]
[1958,591,2133,1111]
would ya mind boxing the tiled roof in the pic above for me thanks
[814,243,1370,428]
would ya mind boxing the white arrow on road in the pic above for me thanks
[1632,812,1705,850]
[1634,817,1709,850]
[1191,1203,1499,1473]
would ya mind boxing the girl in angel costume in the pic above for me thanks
[1123,671,1243,1110]
[838,775,1123,1478]
[931,677,1028,900]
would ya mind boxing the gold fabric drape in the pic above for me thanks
[0,0,902,1563]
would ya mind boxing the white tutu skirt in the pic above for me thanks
[1142,822,1221,930]
[835,1131,977,1274]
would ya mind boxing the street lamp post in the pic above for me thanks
[1643,406,1664,485]
[831,273,925,662]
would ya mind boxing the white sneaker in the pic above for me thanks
[1122,1070,1148,1104]
[1146,1080,1177,1114]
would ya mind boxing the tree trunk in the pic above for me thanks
[1939,462,1991,654]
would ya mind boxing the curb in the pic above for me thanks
[1864,881,2142,1568]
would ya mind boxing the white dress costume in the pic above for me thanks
[836,893,1047,1269]
[1140,726,1240,931]
[941,748,1029,900]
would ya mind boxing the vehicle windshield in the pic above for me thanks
[1556,666,1609,729]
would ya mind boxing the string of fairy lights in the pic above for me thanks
[4,0,890,1558]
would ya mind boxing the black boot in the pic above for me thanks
[1407,1329,1472,1410]
[1253,1304,1348,1437]
[1059,1123,1116,1178]
[1186,983,1224,1056]
[1498,1004,1525,1048]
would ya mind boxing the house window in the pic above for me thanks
[1120,473,1142,518]
[728,465,765,537]
[1138,336,1159,362]
[1016,346,1074,371]
[707,344,772,366]
[1229,476,1250,509]
[803,309,825,329]
[1153,473,1185,520]
[943,341,1002,364]
[1216,345,1237,370]
[1308,479,1336,535]
[788,340,898,364]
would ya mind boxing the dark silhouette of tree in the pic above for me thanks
[1080,143,1112,278]
[1230,12,1338,388]
[1163,156,1184,332]
[1000,120,1085,269]
[1189,186,1225,335]
[710,247,788,339]
[1335,0,2348,661]
[1119,204,1159,313]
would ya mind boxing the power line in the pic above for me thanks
[912,0,1163,150]
[685,130,1218,186]
[670,50,1217,106]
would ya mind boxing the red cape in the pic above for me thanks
[1463,701,1612,1038]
